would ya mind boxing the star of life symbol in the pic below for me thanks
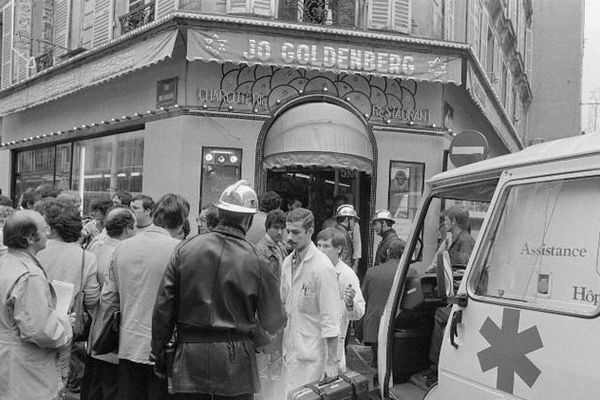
[428,57,448,78]
[204,34,227,57]
[477,308,543,395]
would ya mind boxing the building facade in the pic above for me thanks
[0,0,533,271]
[528,0,584,143]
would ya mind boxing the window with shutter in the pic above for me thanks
[227,0,250,14]
[53,0,71,59]
[471,0,481,55]
[479,23,487,71]
[13,0,33,82]
[494,42,501,90]
[479,9,488,61]
[392,0,410,33]
[1,3,13,89]
[252,0,274,16]
[525,27,532,80]
[368,0,410,33]
[155,0,178,19]
[93,0,111,48]
[443,0,454,40]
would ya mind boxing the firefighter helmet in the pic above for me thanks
[371,209,395,224]
[215,180,258,214]
[336,204,360,220]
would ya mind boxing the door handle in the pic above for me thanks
[449,309,462,349]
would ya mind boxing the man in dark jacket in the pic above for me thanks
[372,209,404,266]
[151,180,286,400]
[361,239,406,368]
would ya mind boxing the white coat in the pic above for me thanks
[280,243,341,395]
[333,259,365,372]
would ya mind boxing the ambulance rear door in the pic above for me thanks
[437,167,600,400]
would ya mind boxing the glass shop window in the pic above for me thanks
[72,131,144,214]
[200,147,242,209]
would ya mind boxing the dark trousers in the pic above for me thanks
[82,357,119,400]
[173,394,253,400]
[118,359,170,400]
[428,306,452,370]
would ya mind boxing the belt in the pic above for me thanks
[177,329,248,343]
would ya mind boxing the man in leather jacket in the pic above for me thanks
[151,181,286,400]
[372,209,403,267]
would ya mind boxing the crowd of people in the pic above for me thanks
[0,181,424,400]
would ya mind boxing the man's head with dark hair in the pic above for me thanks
[20,188,36,210]
[0,195,12,207]
[131,194,155,228]
[286,208,314,253]
[105,207,136,239]
[265,209,286,243]
[3,210,48,253]
[112,191,133,207]
[91,198,113,216]
[287,196,303,211]
[333,194,348,209]
[35,184,61,201]
[152,194,190,235]
[444,206,470,231]
[197,204,219,234]
[259,191,282,213]
[387,239,406,260]
[34,198,83,243]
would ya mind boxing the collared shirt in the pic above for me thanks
[332,259,365,371]
[102,225,179,365]
[255,233,288,274]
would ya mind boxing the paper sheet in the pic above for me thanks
[52,280,74,316]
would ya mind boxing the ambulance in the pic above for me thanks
[377,133,600,400]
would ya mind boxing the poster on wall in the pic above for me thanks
[388,161,424,240]
[200,147,242,210]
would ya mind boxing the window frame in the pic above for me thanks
[467,169,600,318]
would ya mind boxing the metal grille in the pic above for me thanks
[299,0,331,24]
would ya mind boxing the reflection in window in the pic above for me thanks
[472,176,600,315]
[200,147,242,209]
[72,132,144,213]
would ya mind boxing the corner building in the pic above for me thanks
[0,0,532,272]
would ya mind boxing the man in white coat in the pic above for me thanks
[280,208,341,396]
[316,227,365,372]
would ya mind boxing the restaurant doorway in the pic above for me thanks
[267,166,371,276]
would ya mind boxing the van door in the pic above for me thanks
[438,171,600,400]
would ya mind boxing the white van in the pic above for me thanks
[377,133,600,400]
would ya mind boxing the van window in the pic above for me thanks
[472,175,600,316]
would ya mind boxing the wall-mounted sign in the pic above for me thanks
[372,106,430,123]
[188,29,462,84]
[449,130,489,167]
[198,88,266,106]
[156,77,178,108]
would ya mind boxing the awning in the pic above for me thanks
[0,28,178,116]
[187,28,462,84]
[263,102,373,174]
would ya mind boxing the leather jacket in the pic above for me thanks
[151,223,286,395]
[374,229,401,266]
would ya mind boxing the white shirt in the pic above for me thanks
[333,259,365,371]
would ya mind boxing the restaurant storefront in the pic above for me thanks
[0,13,522,269]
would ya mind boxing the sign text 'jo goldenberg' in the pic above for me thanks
[243,39,419,76]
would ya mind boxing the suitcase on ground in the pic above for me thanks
[287,370,369,400]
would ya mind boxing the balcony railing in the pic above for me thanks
[279,0,357,28]
[35,52,54,73]
[120,1,156,34]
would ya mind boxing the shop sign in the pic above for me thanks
[188,29,462,83]
[156,77,178,108]
[198,88,266,106]
[372,106,430,123]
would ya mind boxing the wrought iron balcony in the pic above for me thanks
[120,1,156,34]
[35,52,54,73]
[279,0,357,28]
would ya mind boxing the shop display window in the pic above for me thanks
[14,130,144,215]
[388,161,425,239]
[200,147,242,209]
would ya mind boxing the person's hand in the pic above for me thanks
[67,312,76,326]
[344,284,356,308]
[322,363,339,384]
